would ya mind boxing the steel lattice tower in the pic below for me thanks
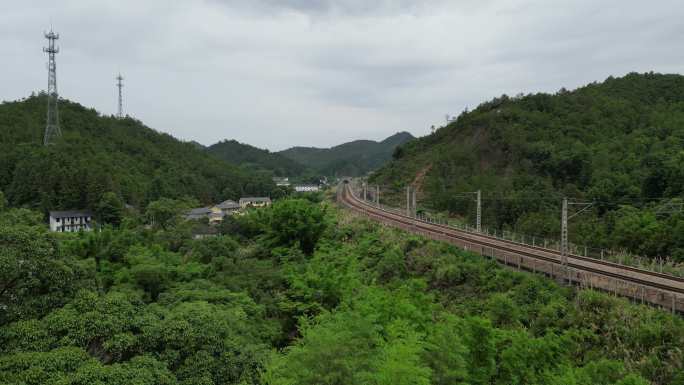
[43,29,61,145]
[116,73,124,118]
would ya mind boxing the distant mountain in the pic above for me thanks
[206,139,306,177]
[0,94,277,211]
[278,132,415,177]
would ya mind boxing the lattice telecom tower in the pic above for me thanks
[116,73,124,119]
[43,28,61,145]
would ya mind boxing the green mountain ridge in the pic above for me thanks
[0,94,278,212]
[279,131,415,177]
[206,139,306,177]
[371,72,684,260]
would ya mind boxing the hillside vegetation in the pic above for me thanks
[1,198,682,384]
[279,131,414,177]
[0,94,278,212]
[371,73,684,260]
[206,139,306,177]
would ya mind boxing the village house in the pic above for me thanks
[294,184,320,193]
[191,223,219,239]
[216,199,241,215]
[272,177,290,187]
[49,210,93,232]
[186,206,224,223]
[207,206,224,223]
[185,198,271,223]
[186,207,212,221]
[239,197,272,209]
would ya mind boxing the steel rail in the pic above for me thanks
[339,183,684,296]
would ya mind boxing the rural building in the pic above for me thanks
[186,206,225,223]
[49,210,93,232]
[239,197,272,208]
[186,198,271,222]
[207,206,225,223]
[186,207,212,221]
[273,177,290,186]
[294,184,320,193]
[216,199,241,215]
[191,223,219,239]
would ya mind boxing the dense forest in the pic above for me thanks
[279,131,414,177]
[204,132,414,180]
[0,94,279,213]
[206,139,307,177]
[1,192,682,384]
[371,73,684,261]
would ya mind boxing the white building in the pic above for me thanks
[239,197,272,208]
[273,177,291,187]
[49,210,93,232]
[294,185,320,193]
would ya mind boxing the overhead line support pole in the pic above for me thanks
[406,186,411,216]
[561,198,594,284]
[561,197,569,283]
[476,189,482,233]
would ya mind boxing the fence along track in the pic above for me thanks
[338,183,684,314]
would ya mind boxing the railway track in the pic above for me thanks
[338,183,684,313]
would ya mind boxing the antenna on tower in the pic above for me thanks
[43,28,61,145]
[116,73,124,119]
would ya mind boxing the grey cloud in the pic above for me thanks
[1,0,684,150]
[213,0,441,16]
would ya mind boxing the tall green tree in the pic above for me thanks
[96,191,124,227]
[265,199,328,255]
[145,198,196,230]
[0,225,93,325]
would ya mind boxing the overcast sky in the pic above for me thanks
[2,0,683,151]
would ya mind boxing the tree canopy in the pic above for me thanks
[371,73,684,260]
[0,95,278,213]
[0,197,682,384]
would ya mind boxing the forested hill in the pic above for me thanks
[206,139,306,177]
[279,131,415,176]
[0,94,277,212]
[371,72,684,260]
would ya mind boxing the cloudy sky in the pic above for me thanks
[2,0,683,150]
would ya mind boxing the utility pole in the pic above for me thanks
[476,189,482,232]
[363,182,367,201]
[43,28,61,145]
[561,197,594,284]
[412,187,417,217]
[561,197,569,282]
[406,186,411,216]
[376,186,380,206]
[116,73,124,119]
